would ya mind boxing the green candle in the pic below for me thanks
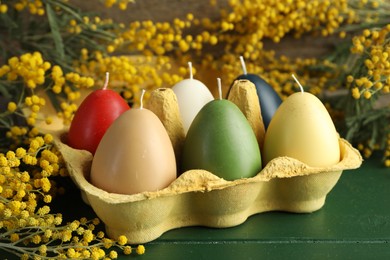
[181,78,262,180]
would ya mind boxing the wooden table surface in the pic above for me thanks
[1,155,389,259]
[79,155,390,259]
[131,155,389,260]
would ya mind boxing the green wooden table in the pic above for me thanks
[74,155,390,259]
[1,156,389,259]
[133,156,390,260]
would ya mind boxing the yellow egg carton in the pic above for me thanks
[55,83,363,244]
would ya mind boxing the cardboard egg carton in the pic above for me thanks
[55,83,362,244]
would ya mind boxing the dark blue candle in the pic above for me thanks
[228,56,282,129]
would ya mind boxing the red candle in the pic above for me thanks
[67,72,130,154]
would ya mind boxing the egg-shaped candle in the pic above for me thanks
[90,90,177,195]
[263,75,340,167]
[67,72,130,154]
[172,62,214,134]
[228,56,282,129]
[181,78,262,180]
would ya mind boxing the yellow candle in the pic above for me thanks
[263,76,340,167]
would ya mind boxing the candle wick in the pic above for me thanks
[140,89,146,109]
[217,78,223,100]
[103,72,109,90]
[239,56,247,75]
[292,74,304,93]
[188,61,193,80]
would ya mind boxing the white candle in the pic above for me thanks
[172,62,214,134]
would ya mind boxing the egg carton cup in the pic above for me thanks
[55,135,362,244]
